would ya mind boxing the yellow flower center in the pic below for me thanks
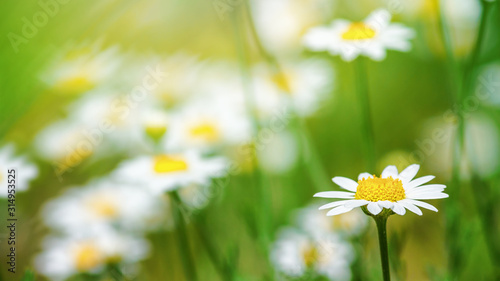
[88,198,118,218]
[153,155,188,173]
[271,72,293,94]
[74,243,102,271]
[341,22,376,40]
[302,245,319,268]
[145,125,167,141]
[189,123,220,142]
[55,75,94,95]
[355,176,405,202]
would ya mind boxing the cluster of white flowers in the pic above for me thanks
[271,203,368,280]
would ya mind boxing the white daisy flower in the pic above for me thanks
[0,145,38,197]
[164,94,252,151]
[149,53,203,107]
[42,179,166,234]
[35,226,149,281]
[251,0,334,55]
[253,58,334,117]
[314,164,448,216]
[271,228,353,281]
[113,150,228,194]
[40,42,122,95]
[297,203,368,238]
[35,119,99,176]
[303,9,415,61]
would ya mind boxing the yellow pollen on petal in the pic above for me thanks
[355,176,405,202]
[189,123,220,142]
[153,155,188,174]
[73,243,103,271]
[302,245,319,268]
[341,22,376,40]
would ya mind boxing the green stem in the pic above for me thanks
[243,0,330,192]
[195,213,235,281]
[231,6,272,250]
[169,191,198,281]
[374,215,391,281]
[354,57,376,172]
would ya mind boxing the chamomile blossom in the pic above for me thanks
[297,203,368,238]
[253,58,334,117]
[0,145,38,197]
[42,179,165,234]
[164,94,252,151]
[271,228,353,281]
[303,9,415,61]
[314,164,448,216]
[41,42,122,95]
[113,150,227,194]
[251,0,334,55]
[35,226,149,281]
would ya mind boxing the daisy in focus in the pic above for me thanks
[314,164,448,216]
[113,150,227,194]
[303,9,415,61]
[0,145,38,197]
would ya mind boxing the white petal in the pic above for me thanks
[314,191,355,199]
[367,202,382,215]
[398,200,423,216]
[398,164,420,183]
[326,206,353,216]
[344,200,369,208]
[406,185,446,196]
[332,177,358,192]
[407,193,449,200]
[319,200,351,210]
[381,165,398,178]
[378,201,393,209]
[358,172,373,181]
[404,199,438,212]
[392,203,406,215]
[405,175,435,190]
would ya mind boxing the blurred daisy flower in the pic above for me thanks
[165,94,252,151]
[253,58,334,117]
[42,179,166,234]
[314,164,448,216]
[40,42,122,95]
[113,150,227,194]
[149,53,203,107]
[297,203,368,238]
[35,119,99,176]
[303,9,415,61]
[251,0,334,55]
[0,144,38,197]
[271,228,353,281]
[35,226,149,281]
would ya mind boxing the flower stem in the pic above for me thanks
[354,57,376,172]
[242,0,330,192]
[169,191,198,281]
[231,6,272,251]
[374,214,391,281]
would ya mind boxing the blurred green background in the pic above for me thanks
[1,0,500,280]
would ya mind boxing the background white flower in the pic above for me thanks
[0,144,38,197]
[303,9,415,61]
